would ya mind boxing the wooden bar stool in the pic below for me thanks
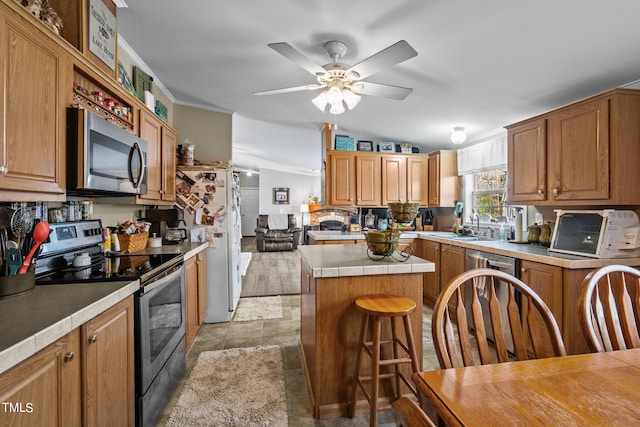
[349,294,420,426]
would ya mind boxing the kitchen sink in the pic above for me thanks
[448,235,495,242]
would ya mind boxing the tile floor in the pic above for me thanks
[156,295,441,426]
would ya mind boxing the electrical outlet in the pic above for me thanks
[535,213,543,224]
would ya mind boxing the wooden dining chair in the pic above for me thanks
[432,268,566,369]
[392,397,436,427]
[579,264,640,353]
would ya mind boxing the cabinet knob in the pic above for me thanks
[537,189,544,195]
[0,165,7,175]
[521,267,526,274]
[553,187,559,196]
[64,352,75,362]
[89,334,98,343]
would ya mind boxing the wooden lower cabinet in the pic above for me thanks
[185,251,208,352]
[440,243,466,313]
[82,296,135,427]
[415,239,440,306]
[0,329,81,427]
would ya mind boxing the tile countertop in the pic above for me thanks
[412,232,640,270]
[0,241,209,376]
[298,244,435,278]
[306,230,418,241]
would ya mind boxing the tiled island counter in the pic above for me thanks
[298,244,435,419]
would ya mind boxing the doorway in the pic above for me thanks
[240,187,259,236]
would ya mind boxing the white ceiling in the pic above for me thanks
[117,0,640,174]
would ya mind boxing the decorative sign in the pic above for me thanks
[89,0,117,70]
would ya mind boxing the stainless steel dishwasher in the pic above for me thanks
[465,249,520,353]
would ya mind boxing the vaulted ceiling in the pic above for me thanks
[117,0,640,173]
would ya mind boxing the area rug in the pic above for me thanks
[167,345,287,427]
[233,296,283,322]
[240,252,252,276]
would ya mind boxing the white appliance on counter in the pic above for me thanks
[549,209,640,259]
[177,167,242,322]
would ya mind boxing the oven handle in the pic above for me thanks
[139,262,183,294]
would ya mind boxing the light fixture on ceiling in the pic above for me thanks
[246,171,253,177]
[312,86,361,115]
[450,127,467,144]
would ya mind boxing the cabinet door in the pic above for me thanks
[0,10,66,199]
[440,244,465,312]
[508,119,547,202]
[329,153,355,205]
[406,156,428,205]
[197,251,208,325]
[83,297,135,427]
[427,154,440,206]
[355,154,381,206]
[184,256,199,352]
[417,239,440,306]
[520,260,563,358]
[161,126,177,202]
[548,98,609,201]
[138,110,162,201]
[0,329,81,427]
[382,156,407,204]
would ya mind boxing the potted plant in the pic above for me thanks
[308,195,322,212]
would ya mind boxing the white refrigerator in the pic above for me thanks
[177,167,242,323]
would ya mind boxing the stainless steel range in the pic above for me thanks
[35,220,186,427]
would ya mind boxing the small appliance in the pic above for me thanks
[549,209,640,258]
[66,107,148,196]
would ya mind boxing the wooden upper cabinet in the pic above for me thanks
[0,6,67,201]
[355,154,381,206]
[427,150,460,207]
[508,119,547,202]
[548,98,609,201]
[328,152,356,205]
[507,89,640,205]
[406,156,428,205]
[138,110,177,204]
[382,155,407,204]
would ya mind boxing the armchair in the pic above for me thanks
[255,214,302,252]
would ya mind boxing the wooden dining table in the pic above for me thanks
[412,348,640,426]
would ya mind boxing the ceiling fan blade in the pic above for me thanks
[253,84,325,96]
[268,42,327,76]
[349,81,413,100]
[346,40,418,79]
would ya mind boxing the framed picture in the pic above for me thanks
[400,143,413,153]
[379,142,395,153]
[357,140,373,151]
[273,187,289,204]
[335,135,355,151]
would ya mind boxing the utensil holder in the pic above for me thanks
[0,271,35,299]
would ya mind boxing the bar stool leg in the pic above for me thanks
[390,316,402,399]
[403,313,420,400]
[370,315,382,427]
[349,313,369,418]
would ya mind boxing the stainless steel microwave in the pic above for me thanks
[66,108,147,196]
[549,209,640,258]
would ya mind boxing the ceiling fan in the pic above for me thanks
[254,40,418,114]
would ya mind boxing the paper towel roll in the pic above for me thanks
[515,211,523,242]
[144,90,155,110]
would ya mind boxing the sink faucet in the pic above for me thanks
[487,226,495,239]
[471,211,480,233]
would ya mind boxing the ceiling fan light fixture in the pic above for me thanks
[451,127,467,144]
[312,92,328,111]
[343,89,361,110]
[329,102,345,115]
[326,86,343,106]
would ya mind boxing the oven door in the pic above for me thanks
[136,263,185,394]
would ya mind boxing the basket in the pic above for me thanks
[387,202,420,224]
[117,232,148,253]
[364,230,401,256]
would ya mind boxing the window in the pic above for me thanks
[473,169,508,220]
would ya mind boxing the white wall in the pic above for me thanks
[173,105,233,163]
[258,167,320,226]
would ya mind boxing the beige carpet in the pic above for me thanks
[167,345,287,426]
[233,296,283,321]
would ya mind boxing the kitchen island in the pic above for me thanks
[298,244,434,419]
